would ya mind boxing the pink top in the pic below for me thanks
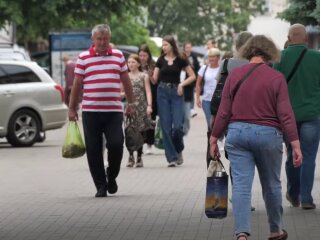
[211,63,298,142]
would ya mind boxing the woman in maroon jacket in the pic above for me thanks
[210,35,302,240]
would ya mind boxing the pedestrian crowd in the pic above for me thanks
[67,23,320,240]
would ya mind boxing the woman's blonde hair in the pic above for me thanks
[208,48,220,57]
[238,35,280,62]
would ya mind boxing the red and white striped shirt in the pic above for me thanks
[74,46,128,112]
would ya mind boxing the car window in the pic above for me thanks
[0,67,11,84]
[0,65,41,84]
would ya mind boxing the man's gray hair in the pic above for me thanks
[91,24,111,36]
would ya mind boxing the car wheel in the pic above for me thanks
[6,109,40,147]
[36,131,46,142]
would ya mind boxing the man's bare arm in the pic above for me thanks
[68,75,83,121]
[120,71,134,104]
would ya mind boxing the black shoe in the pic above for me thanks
[286,192,300,207]
[107,178,118,194]
[177,153,184,165]
[301,202,316,210]
[95,187,107,198]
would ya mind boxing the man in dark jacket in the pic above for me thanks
[274,23,320,210]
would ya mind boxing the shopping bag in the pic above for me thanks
[125,116,144,152]
[205,156,228,219]
[154,119,164,149]
[62,121,86,158]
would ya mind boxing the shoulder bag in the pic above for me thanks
[286,48,307,83]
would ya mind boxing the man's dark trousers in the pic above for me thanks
[82,112,124,191]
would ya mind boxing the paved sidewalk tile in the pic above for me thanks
[0,110,319,240]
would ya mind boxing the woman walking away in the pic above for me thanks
[152,35,196,167]
[126,54,154,168]
[138,44,157,155]
[210,35,302,240]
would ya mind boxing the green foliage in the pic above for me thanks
[311,0,320,23]
[109,14,149,46]
[278,0,318,25]
[0,0,265,52]
[108,13,160,57]
[0,0,148,45]
[146,0,266,49]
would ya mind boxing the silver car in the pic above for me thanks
[0,60,68,147]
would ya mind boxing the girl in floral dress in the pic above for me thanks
[126,54,154,167]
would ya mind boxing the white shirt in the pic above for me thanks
[198,65,219,101]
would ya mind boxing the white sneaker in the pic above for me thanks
[190,109,197,118]
[168,161,177,167]
[146,144,153,155]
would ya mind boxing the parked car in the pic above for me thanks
[30,51,50,73]
[116,45,138,59]
[0,43,31,61]
[0,60,68,147]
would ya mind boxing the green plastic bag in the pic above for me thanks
[154,119,164,150]
[62,121,86,158]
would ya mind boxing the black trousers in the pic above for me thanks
[82,112,124,190]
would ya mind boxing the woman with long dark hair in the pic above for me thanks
[152,35,196,167]
[138,44,157,154]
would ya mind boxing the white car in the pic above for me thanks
[0,60,68,147]
[0,43,31,61]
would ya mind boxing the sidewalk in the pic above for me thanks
[0,109,319,240]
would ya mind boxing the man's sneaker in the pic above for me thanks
[301,202,316,210]
[177,153,184,165]
[107,179,118,194]
[135,156,144,168]
[95,187,107,198]
[146,144,153,155]
[168,161,177,167]
[286,192,300,207]
[126,155,135,168]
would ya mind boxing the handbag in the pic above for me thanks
[205,156,228,219]
[62,121,86,158]
[124,116,144,152]
[154,118,164,149]
[200,65,208,95]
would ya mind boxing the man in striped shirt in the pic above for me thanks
[69,24,135,198]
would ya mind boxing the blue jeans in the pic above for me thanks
[157,84,184,162]
[183,101,191,136]
[202,100,212,129]
[285,117,320,204]
[225,122,284,235]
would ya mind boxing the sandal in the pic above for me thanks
[236,233,248,240]
[268,229,288,240]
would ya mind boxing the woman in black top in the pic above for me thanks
[152,35,196,167]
